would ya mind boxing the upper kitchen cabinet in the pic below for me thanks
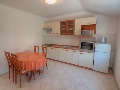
[74,19,81,35]
[52,21,60,35]
[80,16,97,25]
[43,22,52,30]
[60,19,75,35]
[74,16,97,35]
[44,22,52,28]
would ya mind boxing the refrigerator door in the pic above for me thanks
[95,43,111,52]
[93,52,110,73]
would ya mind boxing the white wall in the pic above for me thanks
[113,18,120,88]
[0,4,46,74]
[42,11,117,68]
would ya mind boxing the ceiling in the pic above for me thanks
[0,0,120,18]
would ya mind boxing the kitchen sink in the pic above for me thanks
[44,44,56,46]
[63,45,72,49]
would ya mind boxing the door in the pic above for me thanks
[60,21,67,35]
[59,48,72,63]
[80,17,97,25]
[79,52,94,68]
[72,50,79,65]
[52,21,60,35]
[52,48,59,60]
[46,47,52,58]
[93,52,110,73]
[44,22,52,28]
[75,19,81,35]
[59,48,66,62]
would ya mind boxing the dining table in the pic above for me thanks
[16,51,47,80]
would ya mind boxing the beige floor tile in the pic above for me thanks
[0,60,119,90]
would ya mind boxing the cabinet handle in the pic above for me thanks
[80,53,83,54]
[53,33,55,34]
[103,52,107,53]
[51,48,53,49]
[66,50,68,51]
[56,33,58,34]
[73,51,76,52]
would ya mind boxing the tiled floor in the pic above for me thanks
[0,60,119,90]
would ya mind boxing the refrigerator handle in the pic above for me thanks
[93,60,94,65]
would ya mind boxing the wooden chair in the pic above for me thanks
[4,51,15,82]
[11,53,30,88]
[34,45,39,52]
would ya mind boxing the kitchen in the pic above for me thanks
[42,16,115,73]
[0,0,120,89]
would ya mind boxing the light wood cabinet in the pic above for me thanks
[60,20,75,35]
[74,19,81,35]
[74,16,97,35]
[44,22,52,28]
[52,21,60,35]
[79,52,94,68]
[72,50,79,65]
[59,48,72,63]
[80,16,97,25]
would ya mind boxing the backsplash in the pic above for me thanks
[42,34,116,51]
[42,35,79,46]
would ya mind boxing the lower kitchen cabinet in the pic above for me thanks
[79,52,94,68]
[72,50,79,65]
[59,48,72,63]
[46,47,59,60]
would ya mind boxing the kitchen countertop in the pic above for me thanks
[42,44,79,50]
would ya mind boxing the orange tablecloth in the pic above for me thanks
[16,51,46,71]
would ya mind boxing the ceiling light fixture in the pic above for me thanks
[44,0,57,4]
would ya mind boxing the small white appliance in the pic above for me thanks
[101,37,107,43]
[93,43,111,73]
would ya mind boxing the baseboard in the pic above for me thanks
[0,72,8,77]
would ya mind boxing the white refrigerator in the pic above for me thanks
[93,43,111,73]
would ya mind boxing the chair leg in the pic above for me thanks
[9,66,10,79]
[15,72,17,84]
[46,63,48,69]
[39,69,40,75]
[20,74,22,88]
[12,66,14,82]
[33,71,35,80]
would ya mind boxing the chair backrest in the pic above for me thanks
[4,51,11,64]
[11,53,20,69]
[34,45,39,52]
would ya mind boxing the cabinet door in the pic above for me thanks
[67,20,75,35]
[46,47,52,58]
[52,21,60,35]
[59,48,66,62]
[72,50,79,65]
[79,52,94,68]
[52,48,59,60]
[74,19,81,35]
[59,48,72,63]
[64,49,73,63]
[44,23,52,28]
[60,20,75,35]
[60,21,67,35]
[93,52,110,73]
[46,47,59,60]
[80,17,97,25]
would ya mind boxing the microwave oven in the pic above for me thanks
[79,37,95,52]
[81,30,94,36]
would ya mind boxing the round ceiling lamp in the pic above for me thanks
[44,0,57,4]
